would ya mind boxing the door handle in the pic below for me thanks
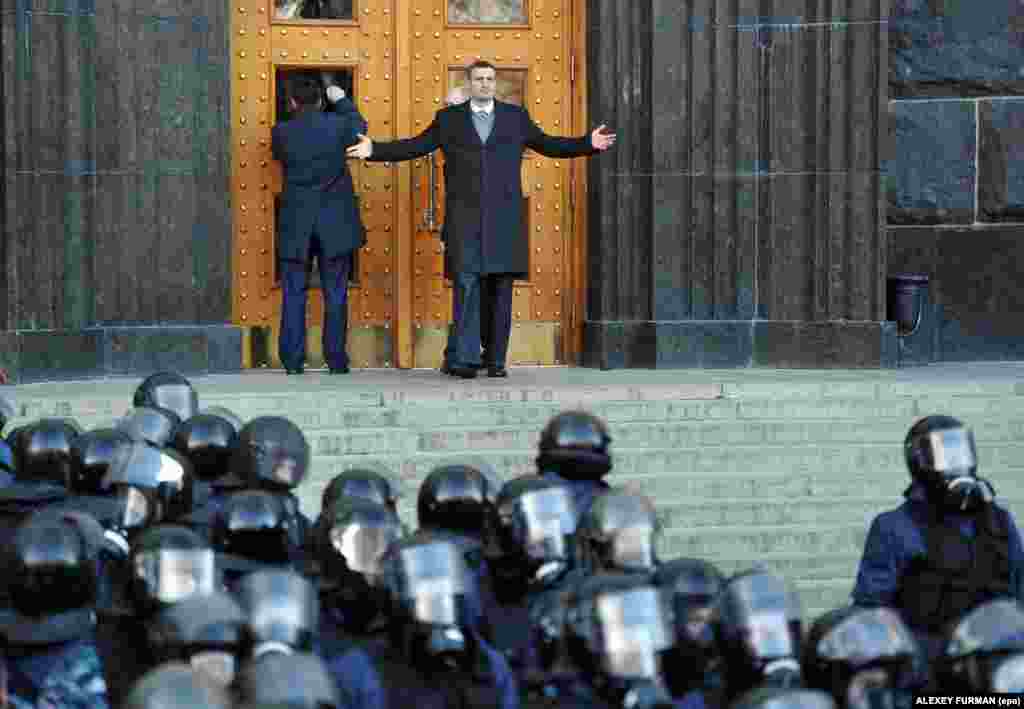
[421,152,440,232]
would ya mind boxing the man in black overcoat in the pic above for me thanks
[347,61,615,378]
[272,75,367,374]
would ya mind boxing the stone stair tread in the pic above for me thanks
[662,521,868,535]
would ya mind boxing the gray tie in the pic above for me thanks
[473,109,493,143]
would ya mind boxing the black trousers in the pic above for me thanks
[444,272,514,368]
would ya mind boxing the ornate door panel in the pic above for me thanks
[230,0,583,368]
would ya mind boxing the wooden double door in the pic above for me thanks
[230,0,588,369]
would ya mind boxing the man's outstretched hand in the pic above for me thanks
[347,134,373,159]
[591,124,616,151]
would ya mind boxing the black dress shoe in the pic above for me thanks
[328,366,350,374]
[440,362,453,376]
[285,367,304,375]
[450,366,478,379]
[487,366,508,378]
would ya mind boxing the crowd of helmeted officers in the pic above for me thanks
[0,371,1022,709]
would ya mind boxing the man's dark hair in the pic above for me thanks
[290,76,323,109]
[465,60,498,80]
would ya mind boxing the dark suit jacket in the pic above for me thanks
[368,100,596,277]
[271,99,368,262]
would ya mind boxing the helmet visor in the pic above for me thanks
[116,485,156,530]
[330,522,401,580]
[394,542,467,625]
[151,384,197,421]
[513,486,577,562]
[609,525,656,572]
[135,547,216,604]
[817,607,918,665]
[992,654,1024,693]
[946,599,1024,658]
[927,428,977,474]
[190,650,236,689]
[596,586,672,679]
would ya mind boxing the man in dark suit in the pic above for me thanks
[348,60,616,379]
[272,75,367,375]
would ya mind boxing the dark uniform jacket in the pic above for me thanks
[367,100,596,278]
[271,99,368,262]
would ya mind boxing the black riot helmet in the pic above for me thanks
[803,606,922,709]
[235,569,319,658]
[102,440,195,532]
[122,662,232,709]
[418,462,492,538]
[199,406,243,433]
[6,510,99,618]
[0,395,14,433]
[652,558,726,696]
[717,569,804,697]
[536,409,612,480]
[905,415,993,513]
[12,417,80,487]
[940,599,1024,693]
[381,532,476,668]
[118,406,182,448]
[732,687,837,709]
[231,416,309,491]
[213,489,297,565]
[236,652,340,709]
[134,372,199,423]
[171,414,238,483]
[576,488,660,574]
[129,525,217,614]
[487,475,578,593]
[564,573,676,709]
[70,427,135,494]
[321,465,402,513]
[148,591,246,690]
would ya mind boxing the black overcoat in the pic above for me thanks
[271,99,368,262]
[368,100,596,278]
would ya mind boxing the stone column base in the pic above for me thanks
[582,320,904,369]
[0,325,243,384]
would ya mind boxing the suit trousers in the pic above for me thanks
[279,232,352,371]
[446,272,514,369]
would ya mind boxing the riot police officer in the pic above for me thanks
[575,487,660,575]
[418,460,502,641]
[328,532,520,709]
[122,662,231,709]
[0,510,110,709]
[555,573,677,709]
[483,475,579,682]
[0,419,80,564]
[47,427,137,534]
[802,606,924,709]
[213,488,308,587]
[652,558,726,707]
[536,410,612,520]
[228,415,313,542]
[234,569,320,660]
[97,524,218,705]
[852,415,1024,659]
[146,590,247,690]
[937,598,1024,694]
[716,569,804,703]
[171,412,239,514]
[133,371,200,423]
[315,497,401,653]
[236,652,343,709]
